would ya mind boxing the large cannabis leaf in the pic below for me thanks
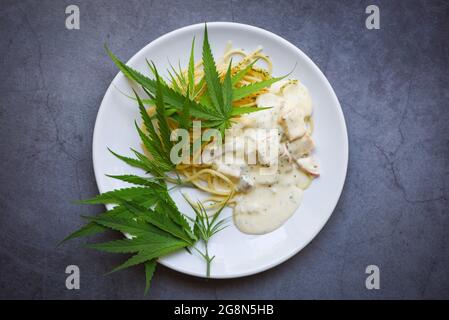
[105,24,285,132]
[62,23,288,295]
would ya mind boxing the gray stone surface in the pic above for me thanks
[0,0,448,299]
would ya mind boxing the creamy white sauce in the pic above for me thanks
[206,80,318,234]
[233,157,310,234]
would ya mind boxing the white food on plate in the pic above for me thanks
[202,79,319,234]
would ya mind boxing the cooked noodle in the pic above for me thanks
[143,44,311,209]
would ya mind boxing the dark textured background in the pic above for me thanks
[1,0,448,299]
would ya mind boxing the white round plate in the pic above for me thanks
[93,22,348,279]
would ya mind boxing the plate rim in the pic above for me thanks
[92,21,349,279]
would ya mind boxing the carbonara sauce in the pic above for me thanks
[203,80,319,234]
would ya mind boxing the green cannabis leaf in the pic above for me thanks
[182,193,229,277]
[63,172,226,293]
[105,23,286,133]
[105,45,224,125]
[63,23,288,295]
[144,260,157,295]
[64,176,195,292]
[232,76,286,101]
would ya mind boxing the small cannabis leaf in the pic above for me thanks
[182,193,229,277]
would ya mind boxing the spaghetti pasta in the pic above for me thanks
[142,44,274,209]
